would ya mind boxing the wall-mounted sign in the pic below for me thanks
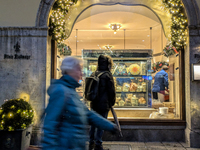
[4,54,31,60]
[3,41,31,60]
[14,42,20,53]
[192,63,200,81]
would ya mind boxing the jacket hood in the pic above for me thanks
[97,55,109,71]
[47,75,80,94]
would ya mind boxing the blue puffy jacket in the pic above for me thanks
[42,75,115,150]
[152,69,168,92]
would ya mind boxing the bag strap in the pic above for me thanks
[96,71,109,78]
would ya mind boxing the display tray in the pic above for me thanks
[116,91,147,93]
[114,106,147,108]
[113,75,145,77]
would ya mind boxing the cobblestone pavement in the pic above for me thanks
[28,142,200,150]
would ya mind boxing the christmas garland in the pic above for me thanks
[163,44,178,57]
[49,0,78,43]
[152,61,169,72]
[162,0,188,57]
[49,0,188,50]
[0,99,34,131]
[58,43,72,56]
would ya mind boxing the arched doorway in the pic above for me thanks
[36,0,200,146]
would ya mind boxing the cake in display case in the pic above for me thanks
[82,49,152,108]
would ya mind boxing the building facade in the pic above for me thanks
[0,0,200,148]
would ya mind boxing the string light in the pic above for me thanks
[162,0,188,57]
[49,0,78,43]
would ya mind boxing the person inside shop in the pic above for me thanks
[42,56,118,150]
[152,67,162,102]
[152,65,169,102]
[89,55,116,150]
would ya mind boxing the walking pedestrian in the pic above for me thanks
[42,56,117,150]
[89,55,116,150]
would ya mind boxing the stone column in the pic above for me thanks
[185,26,200,148]
[0,27,49,123]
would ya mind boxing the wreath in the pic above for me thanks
[58,43,72,56]
[163,44,178,57]
[0,98,34,131]
[152,61,169,73]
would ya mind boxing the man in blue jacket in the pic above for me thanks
[152,65,169,102]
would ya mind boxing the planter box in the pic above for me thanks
[0,125,32,150]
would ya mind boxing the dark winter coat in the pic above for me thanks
[42,75,115,150]
[152,69,168,92]
[90,55,116,112]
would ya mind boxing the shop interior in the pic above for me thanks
[55,5,181,120]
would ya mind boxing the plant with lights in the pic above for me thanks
[152,61,169,72]
[0,98,34,131]
[49,0,78,43]
[58,43,72,56]
[162,0,188,57]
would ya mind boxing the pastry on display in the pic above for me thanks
[126,94,133,99]
[129,64,141,75]
[119,99,125,106]
[123,83,130,92]
[89,65,97,72]
[142,82,147,92]
[116,86,122,92]
[130,82,138,92]
[131,95,138,106]
[124,100,132,106]
[114,103,119,106]
[116,97,121,103]
[140,63,146,75]
[138,97,146,104]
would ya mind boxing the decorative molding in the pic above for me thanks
[36,0,200,28]
[0,27,48,37]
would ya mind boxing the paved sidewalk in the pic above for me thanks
[28,142,200,150]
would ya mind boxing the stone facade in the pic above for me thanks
[0,0,200,148]
[0,27,49,122]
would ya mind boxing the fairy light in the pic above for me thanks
[49,0,78,43]
[162,0,188,57]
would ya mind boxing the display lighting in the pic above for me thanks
[104,45,113,50]
[162,0,188,57]
[109,24,122,34]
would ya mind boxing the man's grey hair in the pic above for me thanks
[60,56,82,75]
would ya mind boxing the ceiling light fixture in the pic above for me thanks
[109,24,122,34]
[104,45,113,50]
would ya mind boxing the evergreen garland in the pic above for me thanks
[162,0,188,57]
[152,61,169,72]
[58,43,72,56]
[49,0,78,43]
[163,44,178,57]
[0,99,34,131]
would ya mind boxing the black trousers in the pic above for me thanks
[153,92,158,99]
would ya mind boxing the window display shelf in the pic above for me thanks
[116,91,147,94]
[113,75,145,78]
[82,49,152,108]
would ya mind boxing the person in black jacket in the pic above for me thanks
[89,55,116,150]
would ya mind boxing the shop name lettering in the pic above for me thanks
[4,54,31,60]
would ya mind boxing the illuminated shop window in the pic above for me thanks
[56,5,181,120]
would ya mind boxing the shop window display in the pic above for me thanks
[55,5,182,120]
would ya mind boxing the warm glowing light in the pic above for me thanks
[109,24,122,34]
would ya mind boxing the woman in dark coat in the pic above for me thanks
[89,55,116,150]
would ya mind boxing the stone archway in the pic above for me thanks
[36,0,200,28]
[36,0,200,147]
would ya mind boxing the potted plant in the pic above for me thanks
[0,98,34,150]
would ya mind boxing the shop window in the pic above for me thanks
[56,5,182,120]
